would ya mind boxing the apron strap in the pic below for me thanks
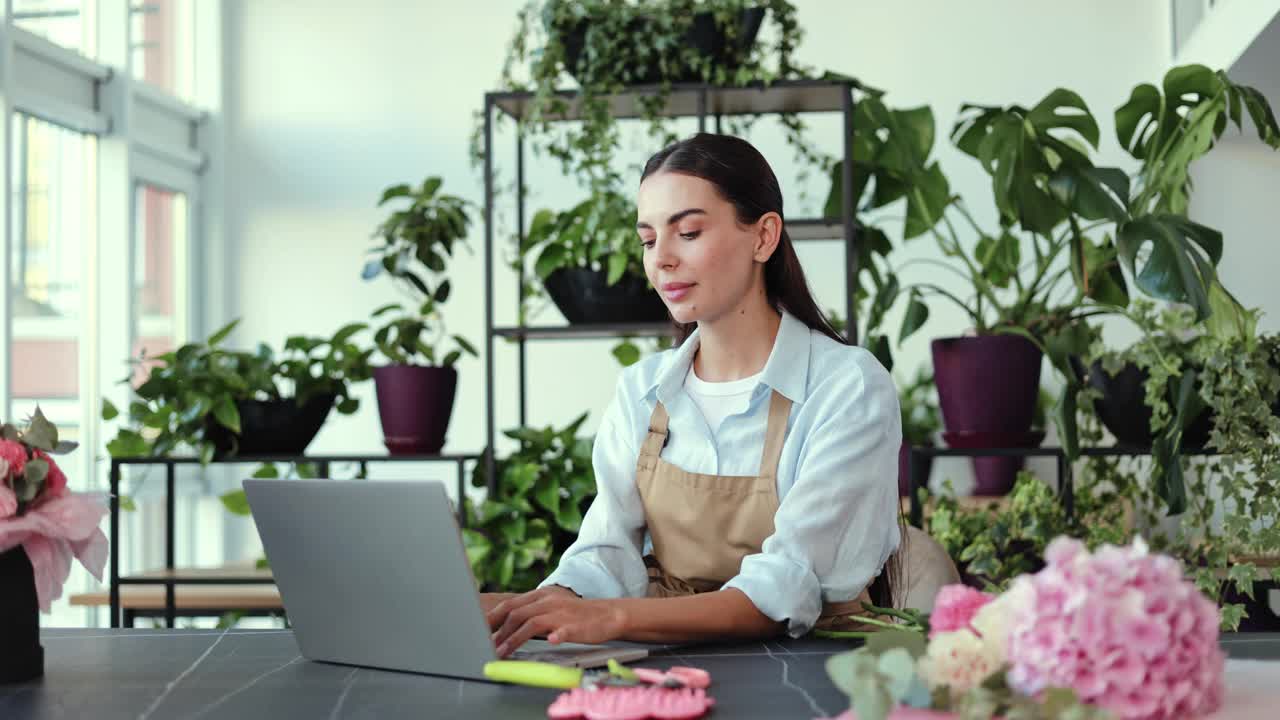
[638,400,670,464]
[757,390,792,480]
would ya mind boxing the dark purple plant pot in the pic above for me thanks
[207,394,336,459]
[932,335,1044,496]
[898,441,934,498]
[374,365,458,455]
[0,545,43,683]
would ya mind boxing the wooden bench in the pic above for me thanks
[70,565,281,628]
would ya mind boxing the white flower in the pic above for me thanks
[918,629,1004,693]
[970,595,1011,665]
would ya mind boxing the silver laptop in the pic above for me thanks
[243,478,650,679]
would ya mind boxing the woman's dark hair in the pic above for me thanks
[640,132,905,610]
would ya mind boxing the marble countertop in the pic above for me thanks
[0,630,1276,719]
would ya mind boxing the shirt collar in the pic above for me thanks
[648,310,812,406]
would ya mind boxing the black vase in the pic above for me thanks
[543,267,669,325]
[0,545,44,683]
[559,8,766,86]
[205,393,337,459]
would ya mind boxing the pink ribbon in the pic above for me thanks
[0,492,109,612]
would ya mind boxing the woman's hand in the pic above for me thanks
[487,585,628,658]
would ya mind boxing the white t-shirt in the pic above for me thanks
[684,365,763,434]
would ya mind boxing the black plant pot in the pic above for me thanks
[543,267,669,325]
[559,7,766,86]
[1081,359,1213,449]
[0,545,44,683]
[206,393,336,459]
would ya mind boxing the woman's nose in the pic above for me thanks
[652,234,679,269]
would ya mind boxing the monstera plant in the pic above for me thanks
[828,64,1279,494]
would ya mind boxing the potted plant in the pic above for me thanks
[523,191,667,325]
[462,414,596,592]
[486,1,814,194]
[1,409,107,682]
[103,320,371,462]
[830,65,1279,494]
[362,176,478,454]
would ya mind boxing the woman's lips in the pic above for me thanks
[661,282,695,302]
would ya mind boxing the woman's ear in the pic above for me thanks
[753,213,783,263]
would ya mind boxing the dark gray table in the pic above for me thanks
[2,630,1278,719]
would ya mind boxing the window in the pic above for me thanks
[9,113,96,449]
[12,0,96,57]
[131,0,196,101]
[133,184,189,376]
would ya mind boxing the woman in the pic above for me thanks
[485,133,904,658]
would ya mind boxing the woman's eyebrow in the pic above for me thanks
[635,208,708,230]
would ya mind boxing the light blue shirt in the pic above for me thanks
[539,310,902,637]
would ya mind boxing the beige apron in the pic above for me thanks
[635,389,873,631]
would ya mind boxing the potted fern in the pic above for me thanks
[362,176,477,454]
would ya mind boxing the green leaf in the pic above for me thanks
[606,252,628,285]
[420,176,442,200]
[899,290,929,343]
[1204,280,1257,343]
[442,351,462,367]
[434,279,452,303]
[251,463,280,479]
[23,459,49,497]
[824,651,863,698]
[1220,603,1246,631]
[611,341,642,367]
[1049,166,1129,222]
[1054,382,1080,459]
[1115,82,1162,159]
[207,319,239,347]
[118,494,137,512]
[336,397,359,413]
[379,183,412,205]
[220,489,252,516]
[331,322,366,345]
[974,231,1020,288]
[213,395,242,434]
[23,406,58,451]
[1117,214,1222,320]
[535,244,568,280]
[371,302,402,318]
[1228,562,1257,600]
[107,429,151,458]
[1027,88,1100,148]
[102,398,120,421]
[1069,235,1129,308]
[453,335,478,356]
[903,163,950,239]
[865,628,928,659]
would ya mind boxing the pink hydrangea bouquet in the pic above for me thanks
[824,536,1225,720]
[0,408,109,612]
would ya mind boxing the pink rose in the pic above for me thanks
[928,584,995,638]
[0,482,16,518]
[0,438,27,479]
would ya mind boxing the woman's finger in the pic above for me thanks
[486,589,540,630]
[498,614,556,658]
[492,595,552,649]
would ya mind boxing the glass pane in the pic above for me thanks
[9,113,96,448]
[12,0,96,57]
[131,0,196,101]
[132,184,187,381]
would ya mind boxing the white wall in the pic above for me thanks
[213,0,1180,511]
[1187,11,1280,334]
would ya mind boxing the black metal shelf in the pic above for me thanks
[494,323,673,340]
[107,452,481,629]
[481,79,862,490]
[904,444,1218,528]
[489,78,858,122]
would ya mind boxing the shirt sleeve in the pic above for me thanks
[538,375,651,599]
[721,352,902,637]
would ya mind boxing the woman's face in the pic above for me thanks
[636,171,777,326]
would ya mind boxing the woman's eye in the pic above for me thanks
[640,237,656,249]
[679,231,701,241]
